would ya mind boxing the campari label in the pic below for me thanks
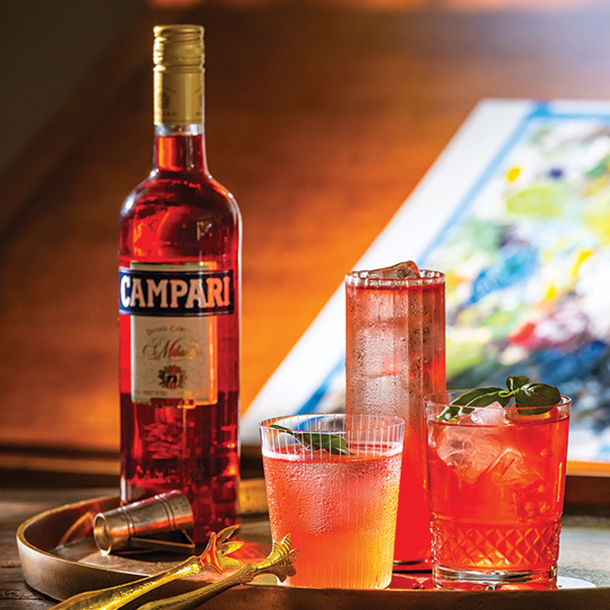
[119,262,235,407]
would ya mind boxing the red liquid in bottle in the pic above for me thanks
[119,129,241,542]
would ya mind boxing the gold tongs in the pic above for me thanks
[51,526,297,610]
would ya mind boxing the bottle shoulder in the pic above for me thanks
[118,169,241,261]
[120,170,241,221]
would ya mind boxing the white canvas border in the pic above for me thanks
[240,98,539,443]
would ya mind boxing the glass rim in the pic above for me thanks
[424,390,572,411]
[345,268,444,288]
[259,412,405,432]
[259,413,404,459]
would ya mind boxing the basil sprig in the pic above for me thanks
[270,424,355,456]
[436,376,561,422]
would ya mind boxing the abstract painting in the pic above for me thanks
[242,100,610,464]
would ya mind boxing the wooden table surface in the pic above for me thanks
[1,489,92,609]
[3,487,610,609]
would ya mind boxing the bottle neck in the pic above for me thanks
[153,123,209,174]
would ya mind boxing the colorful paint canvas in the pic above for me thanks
[241,99,610,465]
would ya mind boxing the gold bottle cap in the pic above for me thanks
[153,25,205,125]
[153,24,204,73]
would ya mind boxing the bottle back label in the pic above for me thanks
[120,263,234,407]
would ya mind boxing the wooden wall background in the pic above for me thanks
[2,0,610,486]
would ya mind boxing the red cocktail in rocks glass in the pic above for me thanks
[426,389,571,589]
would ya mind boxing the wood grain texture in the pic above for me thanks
[0,489,106,609]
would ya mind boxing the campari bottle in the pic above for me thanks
[118,24,241,542]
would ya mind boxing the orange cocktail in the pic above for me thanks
[426,390,571,590]
[260,414,404,589]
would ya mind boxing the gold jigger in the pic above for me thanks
[50,526,297,610]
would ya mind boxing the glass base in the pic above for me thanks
[433,563,558,590]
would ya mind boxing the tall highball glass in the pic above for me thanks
[345,262,445,566]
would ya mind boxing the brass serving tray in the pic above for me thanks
[16,481,610,609]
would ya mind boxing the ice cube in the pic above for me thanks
[436,425,506,484]
[436,421,538,490]
[470,402,507,425]
[367,260,420,280]
[518,479,551,519]
[489,446,531,485]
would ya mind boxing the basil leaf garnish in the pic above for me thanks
[438,376,562,421]
[437,387,509,421]
[269,424,355,456]
[452,387,512,408]
[515,382,562,415]
[506,375,530,392]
